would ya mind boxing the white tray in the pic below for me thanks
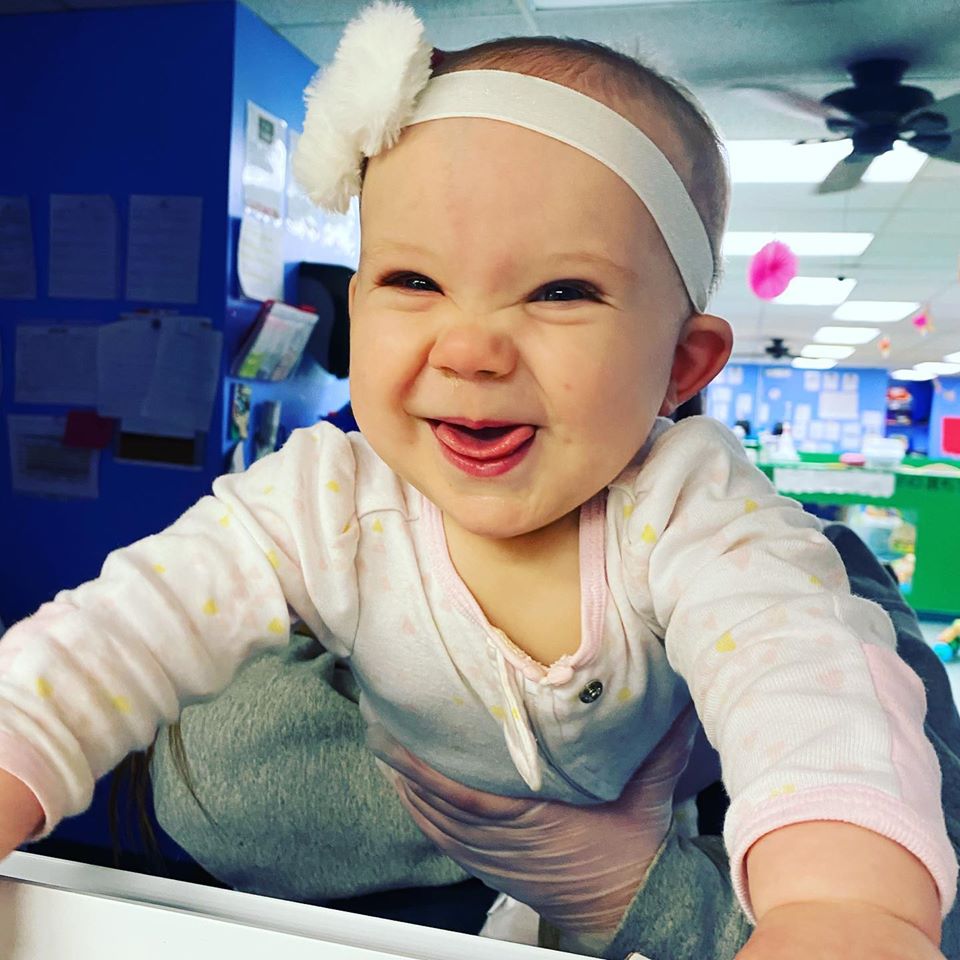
[0,851,584,960]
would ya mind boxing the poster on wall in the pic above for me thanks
[238,102,287,302]
[0,196,37,299]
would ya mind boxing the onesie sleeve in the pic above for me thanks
[0,421,361,835]
[618,416,957,922]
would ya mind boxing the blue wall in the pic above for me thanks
[0,3,358,628]
[221,4,353,466]
[0,0,361,861]
[706,363,888,453]
[0,3,235,626]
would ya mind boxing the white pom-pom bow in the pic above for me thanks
[292,1,434,214]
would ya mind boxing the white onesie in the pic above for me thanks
[0,415,955,920]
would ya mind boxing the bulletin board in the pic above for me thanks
[706,363,888,454]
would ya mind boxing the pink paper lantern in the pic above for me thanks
[748,241,798,300]
[912,311,933,335]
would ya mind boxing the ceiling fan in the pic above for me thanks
[735,337,796,362]
[733,59,960,193]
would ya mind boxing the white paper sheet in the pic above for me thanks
[97,314,221,436]
[803,370,821,392]
[862,410,885,432]
[841,372,859,392]
[238,212,284,301]
[15,324,99,405]
[0,195,37,299]
[734,392,753,420]
[244,102,287,220]
[48,194,118,300]
[126,195,203,303]
[96,315,163,419]
[7,414,98,499]
[140,316,223,432]
[818,390,859,421]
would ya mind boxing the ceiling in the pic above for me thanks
[5,0,960,372]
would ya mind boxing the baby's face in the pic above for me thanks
[349,116,692,540]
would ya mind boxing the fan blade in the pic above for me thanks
[730,84,856,124]
[904,92,960,134]
[925,135,960,163]
[815,153,874,194]
[795,135,850,145]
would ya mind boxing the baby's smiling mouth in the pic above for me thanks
[429,418,537,463]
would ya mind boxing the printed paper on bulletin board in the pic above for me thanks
[818,390,858,421]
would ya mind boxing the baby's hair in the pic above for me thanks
[433,37,729,300]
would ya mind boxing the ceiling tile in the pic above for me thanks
[901,181,960,210]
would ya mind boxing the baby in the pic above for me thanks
[0,2,954,954]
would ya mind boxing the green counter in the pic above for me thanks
[756,456,960,618]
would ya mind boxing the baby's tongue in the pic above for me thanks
[435,422,535,460]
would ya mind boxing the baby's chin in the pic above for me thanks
[435,490,578,543]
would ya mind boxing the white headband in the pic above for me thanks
[408,70,713,313]
[293,1,715,312]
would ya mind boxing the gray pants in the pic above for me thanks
[151,523,960,959]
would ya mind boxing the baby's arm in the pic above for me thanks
[0,423,359,852]
[0,769,43,853]
[746,819,941,946]
[626,418,956,932]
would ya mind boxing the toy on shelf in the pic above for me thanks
[934,619,960,663]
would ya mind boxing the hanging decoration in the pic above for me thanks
[878,335,891,358]
[912,309,934,335]
[748,240,798,301]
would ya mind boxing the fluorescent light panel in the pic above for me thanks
[892,368,935,381]
[813,326,880,345]
[832,300,919,323]
[728,139,926,184]
[944,351,960,364]
[773,277,857,306]
[801,344,856,359]
[723,232,874,257]
[792,358,837,369]
[532,0,696,6]
[914,362,960,376]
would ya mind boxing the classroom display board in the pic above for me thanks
[706,363,888,453]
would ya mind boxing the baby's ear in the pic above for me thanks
[659,314,733,416]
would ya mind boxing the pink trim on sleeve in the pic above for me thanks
[0,730,66,839]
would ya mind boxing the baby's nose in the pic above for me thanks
[427,320,518,381]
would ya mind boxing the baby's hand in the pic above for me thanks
[738,901,944,960]
[0,769,44,860]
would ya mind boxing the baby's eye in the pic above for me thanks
[381,272,440,292]
[533,281,601,302]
